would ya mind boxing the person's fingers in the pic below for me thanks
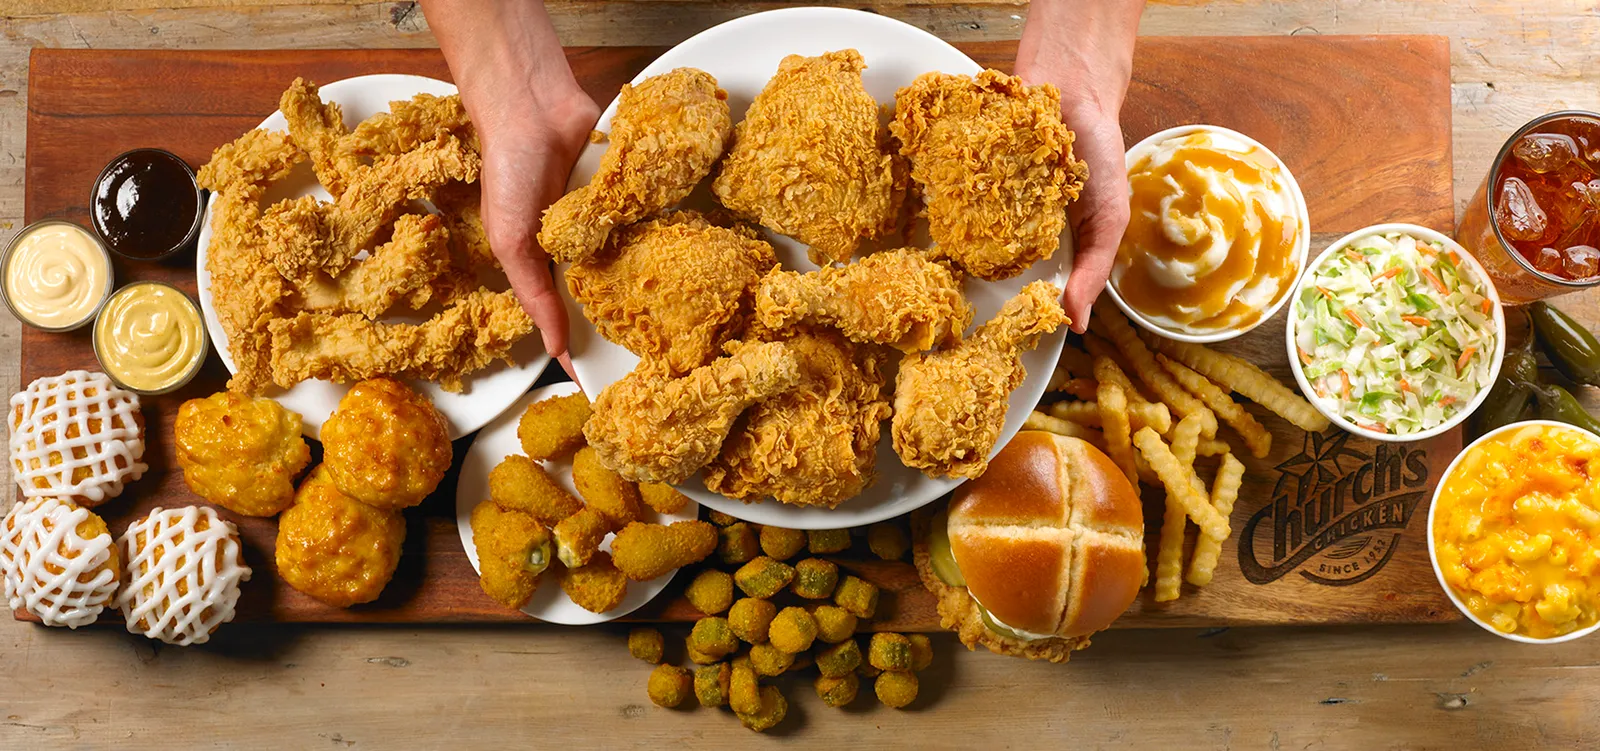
[555,351,578,386]
[479,139,575,359]
[1062,118,1131,333]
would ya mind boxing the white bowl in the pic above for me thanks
[1428,419,1600,644]
[1286,223,1505,443]
[1103,124,1311,344]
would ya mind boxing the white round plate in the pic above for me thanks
[455,382,698,624]
[556,7,1071,528]
[195,74,551,440]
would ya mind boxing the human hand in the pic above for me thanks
[1015,0,1144,333]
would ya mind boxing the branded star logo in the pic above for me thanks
[1271,430,1369,503]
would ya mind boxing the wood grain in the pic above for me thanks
[20,36,1455,629]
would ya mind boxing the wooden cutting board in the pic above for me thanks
[19,35,1458,629]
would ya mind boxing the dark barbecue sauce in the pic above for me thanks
[91,149,201,260]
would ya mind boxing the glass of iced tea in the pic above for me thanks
[1457,111,1600,304]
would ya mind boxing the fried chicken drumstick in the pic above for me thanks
[754,248,973,353]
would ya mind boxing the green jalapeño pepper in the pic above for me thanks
[1473,349,1538,436]
[1535,384,1600,436]
[1532,302,1600,387]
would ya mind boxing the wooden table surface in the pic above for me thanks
[3,2,1599,748]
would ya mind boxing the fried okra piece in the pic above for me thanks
[470,502,552,610]
[638,482,689,514]
[689,617,739,660]
[834,574,879,618]
[647,664,693,708]
[708,510,739,526]
[628,627,664,664]
[685,569,734,615]
[867,521,910,561]
[559,551,628,614]
[553,507,609,569]
[686,637,718,665]
[812,605,858,643]
[759,525,806,561]
[610,520,718,581]
[718,522,760,565]
[729,597,777,643]
[769,607,818,654]
[729,656,761,715]
[749,643,794,676]
[807,528,850,554]
[791,557,838,599]
[875,671,918,709]
[857,661,882,679]
[572,446,642,528]
[869,633,913,672]
[908,633,933,671]
[734,556,795,599]
[815,672,860,708]
[518,392,591,461]
[816,639,863,678]
[489,455,583,526]
[695,662,732,708]
[736,685,788,733]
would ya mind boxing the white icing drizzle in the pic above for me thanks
[2,497,119,629]
[9,370,147,504]
[116,506,252,646]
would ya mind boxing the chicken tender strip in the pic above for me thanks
[711,50,902,265]
[755,248,972,353]
[539,68,732,264]
[339,92,478,159]
[433,181,497,269]
[266,289,532,392]
[294,213,454,319]
[196,129,304,193]
[280,77,366,197]
[584,341,803,484]
[205,187,294,394]
[893,281,1068,478]
[261,133,481,283]
[891,69,1088,281]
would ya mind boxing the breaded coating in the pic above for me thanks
[812,605,858,643]
[608,520,717,581]
[869,633,913,672]
[754,249,973,354]
[433,181,496,269]
[816,639,863,678]
[749,643,793,676]
[517,392,592,461]
[712,50,901,265]
[695,663,732,708]
[734,556,795,599]
[891,69,1087,280]
[553,507,610,569]
[489,454,582,526]
[291,213,456,320]
[893,280,1067,479]
[280,77,364,197]
[729,597,777,644]
[339,92,476,159]
[566,212,777,377]
[759,526,807,560]
[685,569,734,615]
[908,633,934,671]
[729,656,761,716]
[791,557,839,599]
[584,342,803,484]
[815,673,860,708]
[196,129,304,193]
[470,501,552,610]
[647,664,693,708]
[867,521,910,561]
[689,616,739,660]
[768,607,818,654]
[833,575,879,619]
[559,551,628,613]
[874,671,918,709]
[807,528,851,554]
[638,483,689,515]
[704,330,891,509]
[572,447,643,529]
[685,638,718,665]
[628,627,664,663]
[540,68,732,264]
[708,510,739,526]
[717,522,760,565]
[736,684,788,732]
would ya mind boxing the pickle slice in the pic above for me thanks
[978,603,1031,642]
[926,509,966,588]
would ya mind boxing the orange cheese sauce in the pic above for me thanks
[1433,423,1600,639]
[1113,131,1301,334]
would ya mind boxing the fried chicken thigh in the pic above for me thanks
[566,212,778,376]
[891,70,1088,281]
[539,68,732,264]
[754,248,973,353]
[704,330,890,508]
[893,280,1068,479]
[712,50,902,265]
[584,341,802,485]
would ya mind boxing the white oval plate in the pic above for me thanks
[556,7,1071,528]
[195,73,551,440]
[455,382,698,624]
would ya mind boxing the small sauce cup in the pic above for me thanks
[90,148,205,263]
[1,219,115,332]
[92,280,209,396]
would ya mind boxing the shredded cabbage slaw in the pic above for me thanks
[1293,232,1497,435]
